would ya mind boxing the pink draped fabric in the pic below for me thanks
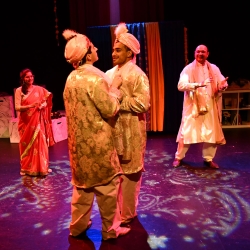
[18,86,55,176]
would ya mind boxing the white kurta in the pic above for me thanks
[176,61,226,145]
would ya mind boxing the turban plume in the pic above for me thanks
[114,23,140,56]
[62,29,90,64]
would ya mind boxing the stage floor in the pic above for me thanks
[0,129,250,250]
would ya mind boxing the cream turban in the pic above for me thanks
[62,29,90,64]
[114,23,140,55]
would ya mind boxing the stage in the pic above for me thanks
[0,129,250,250]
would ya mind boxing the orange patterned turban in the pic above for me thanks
[62,29,91,64]
[114,23,140,56]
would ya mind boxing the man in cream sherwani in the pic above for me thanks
[173,44,228,169]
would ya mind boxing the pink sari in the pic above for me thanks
[18,86,55,176]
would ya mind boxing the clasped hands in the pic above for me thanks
[30,100,47,109]
[111,74,122,89]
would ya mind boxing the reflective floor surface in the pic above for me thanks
[0,129,250,250]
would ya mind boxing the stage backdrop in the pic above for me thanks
[87,21,185,133]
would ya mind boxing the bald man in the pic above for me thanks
[173,45,228,169]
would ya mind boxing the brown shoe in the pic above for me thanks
[102,226,131,241]
[173,158,182,168]
[204,161,219,169]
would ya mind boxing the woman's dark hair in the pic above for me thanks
[20,68,33,95]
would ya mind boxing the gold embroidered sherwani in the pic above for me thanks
[176,61,226,145]
[106,60,150,173]
[106,60,150,223]
[63,64,123,188]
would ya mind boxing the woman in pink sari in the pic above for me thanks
[15,69,55,176]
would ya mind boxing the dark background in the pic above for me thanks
[1,0,249,113]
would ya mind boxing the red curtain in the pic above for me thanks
[69,0,164,33]
[119,0,164,23]
[69,0,111,33]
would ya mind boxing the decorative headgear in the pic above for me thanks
[114,23,140,63]
[62,29,91,64]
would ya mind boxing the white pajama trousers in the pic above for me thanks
[175,138,217,162]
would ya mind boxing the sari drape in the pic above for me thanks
[18,86,55,176]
